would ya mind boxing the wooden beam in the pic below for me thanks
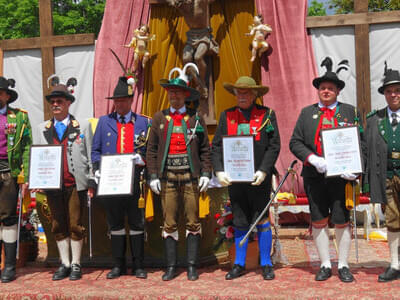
[355,24,371,122]
[0,34,95,51]
[148,0,166,3]
[306,10,400,28]
[354,0,368,13]
[39,0,54,120]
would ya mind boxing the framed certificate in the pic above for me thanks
[222,135,255,182]
[321,126,363,177]
[97,154,135,197]
[29,145,63,190]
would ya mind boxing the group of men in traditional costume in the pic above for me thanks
[0,56,400,284]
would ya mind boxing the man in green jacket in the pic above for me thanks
[0,76,32,283]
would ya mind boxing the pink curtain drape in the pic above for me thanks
[256,0,318,193]
[93,0,150,117]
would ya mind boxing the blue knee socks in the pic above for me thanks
[257,222,272,267]
[234,228,248,267]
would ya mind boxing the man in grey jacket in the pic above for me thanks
[366,62,400,282]
[33,82,93,281]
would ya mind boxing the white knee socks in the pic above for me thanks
[56,237,71,267]
[312,226,331,268]
[71,239,83,265]
[387,231,400,270]
[335,226,351,269]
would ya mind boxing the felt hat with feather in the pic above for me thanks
[312,57,348,90]
[45,75,77,103]
[0,76,18,103]
[159,63,201,101]
[107,48,137,99]
[378,61,400,94]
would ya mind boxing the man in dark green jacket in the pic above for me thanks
[0,76,32,283]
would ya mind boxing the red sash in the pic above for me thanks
[314,107,338,156]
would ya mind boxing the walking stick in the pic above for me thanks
[87,194,93,259]
[239,160,298,247]
[352,180,359,263]
[16,187,23,260]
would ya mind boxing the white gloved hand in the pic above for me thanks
[94,170,101,185]
[132,153,145,166]
[149,179,161,195]
[251,170,267,186]
[216,171,232,187]
[198,176,210,192]
[340,172,357,181]
[308,154,327,174]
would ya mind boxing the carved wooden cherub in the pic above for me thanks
[245,14,272,62]
[124,24,156,72]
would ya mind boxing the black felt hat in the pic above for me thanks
[312,57,347,90]
[106,77,134,99]
[0,76,18,103]
[378,61,400,94]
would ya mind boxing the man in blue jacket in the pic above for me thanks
[92,77,151,279]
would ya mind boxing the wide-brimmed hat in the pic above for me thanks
[159,77,200,101]
[312,57,346,90]
[106,77,134,99]
[0,76,18,103]
[46,84,75,103]
[223,76,269,98]
[378,61,400,94]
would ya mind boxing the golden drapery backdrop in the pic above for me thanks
[142,0,261,120]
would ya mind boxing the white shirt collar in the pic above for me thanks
[170,106,186,114]
[387,107,400,121]
[0,106,6,116]
[54,115,70,127]
[117,111,132,122]
[318,101,338,109]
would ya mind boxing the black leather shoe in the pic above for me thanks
[106,266,127,279]
[52,264,71,281]
[133,268,147,279]
[378,267,400,282]
[338,267,354,283]
[1,265,16,283]
[69,264,82,281]
[225,264,245,280]
[162,266,177,281]
[315,266,332,281]
[262,265,275,280]
[187,265,199,281]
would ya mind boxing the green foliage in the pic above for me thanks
[0,0,105,40]
[308,0,327,16]
[329,0,400,14]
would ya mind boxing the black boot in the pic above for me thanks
[1,241,17,283]
[162,237,177,281]
[106,235,127,279]
[129,234,147,279]
[187,234,200,281]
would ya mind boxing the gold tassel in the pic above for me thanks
[145,185,154,221]
[199,191,210,218]
[345,182,360,210]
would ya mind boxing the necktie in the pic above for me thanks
[119,116,126,124]
[55,122,66,140]
[392,113,398,127]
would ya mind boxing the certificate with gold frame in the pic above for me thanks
[97,154,135,196]
[321,126,363,177]
[222,135,255,182]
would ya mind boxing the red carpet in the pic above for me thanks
[0,229,399,299]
